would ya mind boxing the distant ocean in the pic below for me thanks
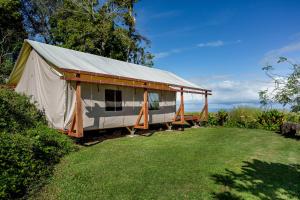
[178,102,286,113]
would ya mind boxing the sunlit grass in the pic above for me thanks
[35,128,300,200]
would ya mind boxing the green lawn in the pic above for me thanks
[35,128,300,200]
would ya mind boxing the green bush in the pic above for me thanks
[0,132,37,199]
[201,107,295,132]
[207,112,218,126]
[226,107,262,129]
[217,109,229,126]
[284,112,300,123]
[258,109,284,131]
[26,124,75,164]
[0,88,46,133]
[0,125,75,199]
[0,88,76,199]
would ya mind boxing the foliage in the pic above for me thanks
[216,109,229,126]
[20,0,59,43]
[0,88,76,199]
[285,112,300,123]
[206,112,217,126]
[0,125,75,199]
[201,107,296,132]
[259,57,300,112]
[0,0,27,83]
[0,58,14,84]
[21,0,154,66]
[258,109,284,131]
[0,87,46,133]
[226,107,262,129]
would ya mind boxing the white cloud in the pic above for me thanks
[176,75,274,111]
[197,40,241,48]
[197,40,224,47]
[149,11,181,19]
[155,40,241,59]
[262,41,300,64]
[154,48,184,59]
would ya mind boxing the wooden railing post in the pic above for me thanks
[205,90,208,121]
[144,89,149,129]
[75,74,83,137]
[134,88,149,129]
[68,74,84,138]
[180,87,184,123]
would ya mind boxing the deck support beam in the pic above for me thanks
[68,74,84,138]
[172,88,185,125]
[199,91,209,122]
[134,89,149,130]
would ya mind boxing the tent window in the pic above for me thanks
[149,92,160,110]
[105,89,122,111]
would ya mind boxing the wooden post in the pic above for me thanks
[205,90,208,121]
[134,88,149,129]
[180,87,184,123]
[75,74,83,137]
[144,89,149,129]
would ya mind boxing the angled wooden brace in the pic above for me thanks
[172,88,185,125]
[68,74,84,138]
[199,91,209,122]
[134,89,149,129]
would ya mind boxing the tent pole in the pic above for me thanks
[180,87,184,124]
[75,74,83,137]
[205,90,208,121]
[134,88,149,130]
[144,89,149,129]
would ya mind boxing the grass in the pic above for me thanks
[34,128,300,200]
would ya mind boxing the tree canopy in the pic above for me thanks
[0,0,26,83]
[0,0,153,83]
[259,57,300,112]
[21,0,153,66]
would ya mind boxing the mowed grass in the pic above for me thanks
[35,128,300,200]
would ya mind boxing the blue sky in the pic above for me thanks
[135,0,300,111]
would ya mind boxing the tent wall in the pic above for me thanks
[80,83,176,130]
[14,49,176,132]
[15,50,74,129]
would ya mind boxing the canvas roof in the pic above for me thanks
[8,39,205,90]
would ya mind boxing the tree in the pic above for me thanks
[21,0,61,43]
[21,0,153,66]
[0,0,27,83]
[259,57,300,112]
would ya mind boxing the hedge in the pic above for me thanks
[205,107,300,132]
[0,88,76,199]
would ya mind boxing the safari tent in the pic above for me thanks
[8,40,211,137]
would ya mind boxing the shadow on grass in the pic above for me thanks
[78,124,169,146]
[211,159,300,200]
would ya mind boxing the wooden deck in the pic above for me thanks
[173,114,201,125]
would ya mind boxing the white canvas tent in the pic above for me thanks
[8,40,211,137]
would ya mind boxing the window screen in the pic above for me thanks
[148,92,160,110]
[105,89,122,111]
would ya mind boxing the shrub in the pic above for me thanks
[0,88,46,133]
[207,112,218,126]
[217,109,228,126]
[26,124,75,164]
[284,112,300,123]
[0,88,76,199]
[227,107,262,129]
[0,132,36,199]
[258,109,284,131]
[0,125,75,199]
